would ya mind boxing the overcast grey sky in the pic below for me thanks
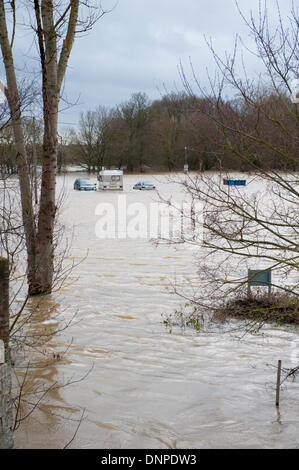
[59,0,295,128]
[0,0,296,129]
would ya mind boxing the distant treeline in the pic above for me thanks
[1,89,298,174]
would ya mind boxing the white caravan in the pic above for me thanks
[97,169,123,190]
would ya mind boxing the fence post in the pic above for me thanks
[275,360,282,408]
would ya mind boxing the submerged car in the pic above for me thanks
[73,178,97,191]
[133,181,156,190]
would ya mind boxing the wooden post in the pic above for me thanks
[0,258,9,346]
[275,360,282,407]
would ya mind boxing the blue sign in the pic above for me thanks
[223,179,246,186]
[248,269,272,295]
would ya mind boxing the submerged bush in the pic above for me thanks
[162,292,299,335]
[214,292,299,326]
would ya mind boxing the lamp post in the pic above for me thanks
[184,146,188,173]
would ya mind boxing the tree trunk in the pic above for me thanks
[31,0,79,295]
[30,0,58,295]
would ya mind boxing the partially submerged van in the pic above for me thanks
[98,169,123,190]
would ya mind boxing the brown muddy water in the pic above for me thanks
[13,173,299,449]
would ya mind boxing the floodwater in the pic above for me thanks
[13,172,299,449]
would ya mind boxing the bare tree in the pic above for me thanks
[162,1,299,332]
[117,92,151,171]
[0,1,106,295]
[57,126,77,173]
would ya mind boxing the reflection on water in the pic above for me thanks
[13,173,299,449]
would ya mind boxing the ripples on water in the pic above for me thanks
[14,173,299,449]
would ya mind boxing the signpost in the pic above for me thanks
[248,268,272,296]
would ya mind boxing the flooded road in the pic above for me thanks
[13,173,299,449]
